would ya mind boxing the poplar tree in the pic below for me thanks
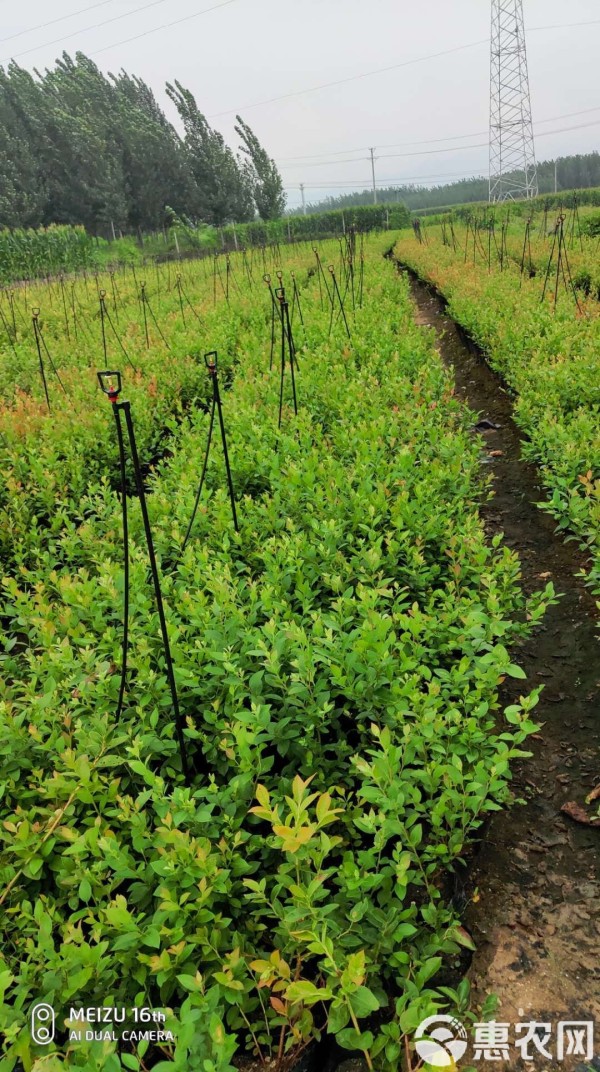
[234,115,286,220]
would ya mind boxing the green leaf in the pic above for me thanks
[177,974,202,991]
[286,981,332,1006]
[327,1002,350,1035]
[78,877,92,902]
[449,926,477,952]
[349,986,381,1018]
[336,1027,374,1051]
[399,1004,425,1033]
[506,663,527,679]
[416,956,442,986]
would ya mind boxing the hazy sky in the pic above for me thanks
[1,0,598,210]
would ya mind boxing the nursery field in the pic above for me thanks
[397,209,600,595]
[0,233,554,1071]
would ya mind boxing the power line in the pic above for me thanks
[0,0,116,45]
[3,0,170,62]
[209,18,600,120]
[284,116,600,194]
[535,118,600,139]
[277,106,600,164]
[283,169,487,190]
[2,0,241,64]
[91,0,240,56]
[291,170,488,189]
[279,156,371,171]
[278,132,491,163]
[528,18,600,32]
[379,142,489,161]
[279,141,489,170]
[208,39,489,119]
[281,113,600,173]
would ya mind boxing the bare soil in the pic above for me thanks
[406,268,600,1072]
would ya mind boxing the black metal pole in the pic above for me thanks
[121,398,189,780]
[59,274,71,340]
[99,291,109,363]
[140,282,150,348]
[97,372,129,721]
[32,310,51,412]
[206,352,238,531]
[283,298,298,414]
[541,220,559,303]
[180,398,216,554]
[176,274,186,327]
[328,266,351,339]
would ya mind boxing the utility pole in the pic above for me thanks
[300,183,306,216]
[369,148,377,204]
[489,0,538,201]
[554,159,558,194]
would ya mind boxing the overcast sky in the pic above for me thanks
[1,0,598,210]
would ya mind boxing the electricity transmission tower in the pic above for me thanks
[489,0,538,201]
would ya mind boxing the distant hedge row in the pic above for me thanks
[415,187,600,222]
[223,202,411,246]
[0,203,411,282]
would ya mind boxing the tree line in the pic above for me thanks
[0,52,286,235]
[301,152,600,214]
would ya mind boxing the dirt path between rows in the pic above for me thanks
[400,264,600,1072]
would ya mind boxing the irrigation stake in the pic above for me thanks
[59,274,71,340]
[176,273,186,327]
[242,248,254,288]
[213,254,227,303]
[178,276,203,326]
[290,271,304,331]
[99,290,109,363]
[140,281,150,348]
[110,270,120,323]
[99,288,136,370]
[207,351,238,530]
[464,216,471,264]
[540,214,583,314]
[7,289,17,336]
[140,281,171,351]
[97,369,191,782]
[568,195,583,252]
[312,246,331,308]
[0,303,17,357]
[97,370,129,723]
[32,308,67,407]
[263,273,281,371]
[327,265,351,340]
[519,217,533,286]
[275,287,298,427]
[181,350,238,549]
[358,252,365,309]
[32,310,50,411]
